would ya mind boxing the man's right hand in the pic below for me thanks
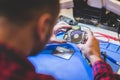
[77,30,103,65]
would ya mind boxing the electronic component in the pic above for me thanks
[63,26,85,44]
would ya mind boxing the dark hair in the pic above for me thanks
[0,0,60,25]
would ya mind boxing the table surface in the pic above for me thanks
[59,8,120,45]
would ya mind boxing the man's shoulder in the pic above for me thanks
[0,44,34,69]
[0,44,55,80]
[0,44,32,79]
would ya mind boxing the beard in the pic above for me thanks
[28,25,51,56]
[29,39,46,56]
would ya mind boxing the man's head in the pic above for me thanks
[0,0,60,56]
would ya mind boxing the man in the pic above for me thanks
[0,0,120,80]
[0,0,60,79]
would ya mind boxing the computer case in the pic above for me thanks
[73,0,103,25]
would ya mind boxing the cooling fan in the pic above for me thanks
[64,26,85,44]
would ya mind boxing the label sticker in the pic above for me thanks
[53,46,74,60]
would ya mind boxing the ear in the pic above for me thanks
[37,13,52,41]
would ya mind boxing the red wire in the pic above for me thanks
[95,35,110,43]
[94,32,119,41]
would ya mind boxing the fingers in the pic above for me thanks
[54,21,72,31]
[77,30,94,51]
[77,44,84,50]
[50,39,66,43]
[55,26,72,32]
[57,21,69,25]
[59,25,72,29]
[84,30,96,44]
[54,22,72,35]
[56,25,72,30]
[85,30,94,39]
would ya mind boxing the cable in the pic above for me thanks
[94,32,110,43]
[94,35,110,43]
[94,32,119,42]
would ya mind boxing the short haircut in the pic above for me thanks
[0,0,60,25]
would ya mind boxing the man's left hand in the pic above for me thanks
[49,21,72,43]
